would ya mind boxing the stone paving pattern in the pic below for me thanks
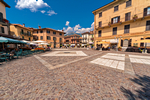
[0,49,150,99]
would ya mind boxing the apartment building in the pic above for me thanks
[64,34,82,46]
[93,0,150,49]
[82,31,94,46]
[0,0,10,36]
[33,26,65,48]
[10,24,33,41]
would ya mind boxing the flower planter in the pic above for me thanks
[118,48,122,51]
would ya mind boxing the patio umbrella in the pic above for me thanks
[98,41,110,44]
[33,40,46,43]
[136,39,150,53]
[0,37,26,50]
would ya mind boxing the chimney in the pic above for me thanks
[23,23,25,27]
[62,30,64,32]
[38,26,41,29]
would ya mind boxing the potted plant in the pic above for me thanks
[91,44,94,49]
[120,21,122,24]
[91,38,94,41]
[108,22,111,26]
[118,47,122,51]
[133,14,138,20]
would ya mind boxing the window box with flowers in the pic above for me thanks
[133,14,138,20]
[108,22,111,27]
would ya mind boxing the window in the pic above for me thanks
[40,30,43,33]
[22,36,24,39]
[40,36,43,40]
[0,12,3,22]
[29,38,30,41]
[47,36,51,40]
[113,27,117,35]
[144,7,150,16]
[99,21,102,27]
[37,31,38,33]
[1,27,4,33]
[126,0,131,7]
[59,33,62,36]
[111,16,120,24]
[21,29,24,34]
[47,30,50,33]
[99,12,102,17]
[60,38,62,42]
[114,5,118,12]
[146,20,150,31]
[124,25,130,33]
[53,37,56,41]
[98,31,101,37]
[125,12,131,21]
[53,32,56,34]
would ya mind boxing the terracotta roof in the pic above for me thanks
[92,0,120,14]
[11,24,32,31]
[33,28,66,34]
[82,32,90,35]
[0,0,10,8]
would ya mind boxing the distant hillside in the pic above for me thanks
[65,32,82,37]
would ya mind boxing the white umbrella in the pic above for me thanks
[22,40,30,43]
[41,43,49,45]
[33,40,46,43]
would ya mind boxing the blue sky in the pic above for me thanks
[5,0,113,34]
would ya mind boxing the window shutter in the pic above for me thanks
[111,18,113,24]
[118,16,120,22]
[1,27,4,33]
[144,8,147,16]
[0,12,3,22]
[121,40,123,47]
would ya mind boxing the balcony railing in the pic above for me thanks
[20,32,33,36]
[96,11,150,29]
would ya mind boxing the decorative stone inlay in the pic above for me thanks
[42,51,87,56]
[129,55,150,65]
[91,53,125,70]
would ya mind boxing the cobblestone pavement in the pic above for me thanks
[0,49,150,100]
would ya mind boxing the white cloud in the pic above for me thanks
[65,21,70,26]
[41,10,45,13]
[47,10,57,16]
[62,22,94,34]
[15,0,50,12]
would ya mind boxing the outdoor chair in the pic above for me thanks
[0,54,9,62]
[14,50,23,59]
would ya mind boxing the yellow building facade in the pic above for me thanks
[33,27,65,48]
[93,0,150,49]
[10,24,33,41]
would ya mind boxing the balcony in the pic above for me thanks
[82,37,87,39]
[20,32,33,36]
[71,38,80,40]
[96,11,150,30]
[0,19,9,26]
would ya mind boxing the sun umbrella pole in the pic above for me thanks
[2,43,4,50]
[145,43,147,53]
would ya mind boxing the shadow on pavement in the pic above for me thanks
[120,75,150,100]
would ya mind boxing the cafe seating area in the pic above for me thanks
[0,37,49,64]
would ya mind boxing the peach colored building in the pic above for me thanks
[93,0,150,49]
[64,34,82,46]
[10,24,33,41]
[0,0,10,36]
[33,26,65,48]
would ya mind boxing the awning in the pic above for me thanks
[89,42,93,44]
[71,44,75,46]
[102,39,118,43]
[0,37,26,44]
